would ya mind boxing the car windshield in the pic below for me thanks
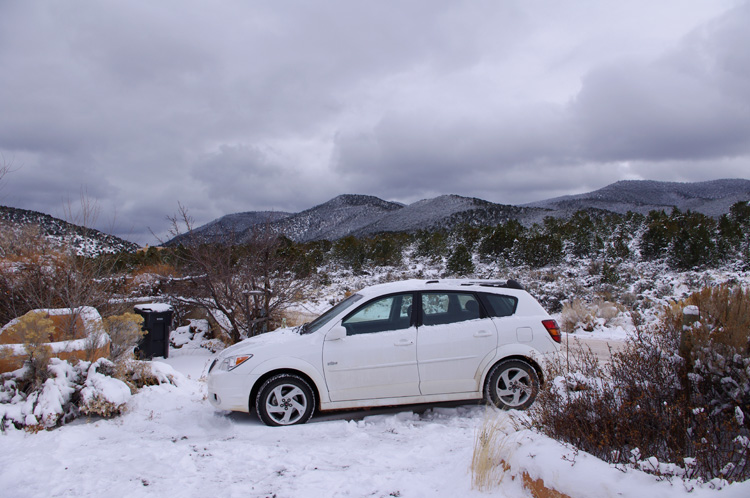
[300,293,363,334]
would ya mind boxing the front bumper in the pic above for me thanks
[206,368,260,413]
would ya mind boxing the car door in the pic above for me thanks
[322,293,420,402]
[417,291,498,395]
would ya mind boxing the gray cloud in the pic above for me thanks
[0,0,747,244]
[331,1,750,205]
[570,2,750,162]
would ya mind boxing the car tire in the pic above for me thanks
[256,374,316,426]
[484,359,539,410]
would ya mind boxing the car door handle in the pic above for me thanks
[395,339,414,346]
[473,330,493,338]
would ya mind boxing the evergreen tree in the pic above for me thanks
[666,210,717,270]
[478,220,523,259]
[446,243,474,275]
[332,235,367,272]
[517,226,562,268]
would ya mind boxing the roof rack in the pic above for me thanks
[495,279,524,290]
[427,279,525,290]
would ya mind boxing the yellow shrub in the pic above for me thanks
[7,312,56,387]
[103,313,145,362]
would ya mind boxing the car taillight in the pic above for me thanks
[542,319,561,343]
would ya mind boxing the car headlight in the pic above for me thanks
[217,354,253,371]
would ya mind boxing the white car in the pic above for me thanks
[207,279,561,426]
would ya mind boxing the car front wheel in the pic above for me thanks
[484,359,539,410]
[256,374,316,426]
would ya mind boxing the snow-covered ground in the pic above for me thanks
[0,346,501,498]
[3,341,750,498]
[3,261,750,497]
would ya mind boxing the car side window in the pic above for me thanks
[480,293,518,317]
[421,292,481,326]
[342,293,413,335]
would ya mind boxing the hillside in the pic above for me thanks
[352,195,544,236]
[0,206,139,255]
[169,179,750,245]
[523,178,750,217]
[167,211,292,246]
[247,194,404,243]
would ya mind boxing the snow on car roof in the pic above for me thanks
[355,279,527,298]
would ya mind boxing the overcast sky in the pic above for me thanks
[1,1,749,244]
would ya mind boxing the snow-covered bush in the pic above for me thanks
[79,358,131,417]
[170,319,224,353]
[0,356,179,432]
[529,285,750,483]
[1,358,82,430]
[688,342,750,481]
[118,357,179,390]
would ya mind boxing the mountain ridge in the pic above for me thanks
[4,179,750,249]
[523,178,750,217]
[0,205,140,255]
[244,194,405,243]
[168,178,750,245]
[168,210,293,246]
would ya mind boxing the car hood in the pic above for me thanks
[219,327,305,356]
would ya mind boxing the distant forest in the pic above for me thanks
[115,201,750,277]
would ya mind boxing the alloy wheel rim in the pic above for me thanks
[265,383,308,425]
[495,367,532,407]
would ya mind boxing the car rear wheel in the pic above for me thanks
[256,374,316,426]
[484,359,539,410]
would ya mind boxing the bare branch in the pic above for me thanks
[159,205,310,343]
[0,153,19,197]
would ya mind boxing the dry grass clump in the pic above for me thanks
[116,359,166,391]
[683,284,750,353]
[471,414,513,491]
[559,298,625,333]
[131,262,179,279]
[78,395,124,418]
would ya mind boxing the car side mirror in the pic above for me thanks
[325,326,346,341]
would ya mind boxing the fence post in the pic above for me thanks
[679,305,700,398]
[681,305,700,353]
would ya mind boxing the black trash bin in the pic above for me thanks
[134,303,173,359]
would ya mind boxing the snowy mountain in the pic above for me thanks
[167,211,292,246]
[258,194,404,243]
[165,179,750,244]
[352,195,544,236]
[168,194,543,244]
[523,178,750,217]
[0,206,140,255]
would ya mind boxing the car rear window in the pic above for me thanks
[481,293,518,317]
[421,292,481,326]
